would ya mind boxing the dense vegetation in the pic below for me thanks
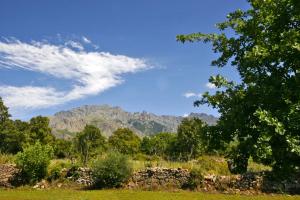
[177,0,300,175]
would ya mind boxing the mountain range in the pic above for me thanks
[49,105,218,139]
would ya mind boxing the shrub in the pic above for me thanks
[47,159,73,181]
[47,167,61,181]
[183,167,204,190]
[92,151,133,188]
[16,142,53,183]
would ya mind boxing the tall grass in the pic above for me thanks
[131,155,270,175]
[0,153,15,164]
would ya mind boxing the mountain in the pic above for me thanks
[49,105,218,139]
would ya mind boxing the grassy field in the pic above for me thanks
[0,189,299,200]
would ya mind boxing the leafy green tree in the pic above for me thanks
[0,120,25,154]
[177,118,207,160]
[109,128,141,155]
[177,0,300,173]
[53,139,73,159]
[29,116,55,145]
[74,125,107,165]
[140,132,176,157]
[0,98,26,154]
[0,97,10,125]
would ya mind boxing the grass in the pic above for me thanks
[131,155,270,175]
[0,189,299,200]
[0,153,15,165]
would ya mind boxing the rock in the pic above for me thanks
[65,167,93,186]
[33,179,48,189]
[0,164,21,188]
[126,167,190,190]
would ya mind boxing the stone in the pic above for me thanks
[0,164,21,188]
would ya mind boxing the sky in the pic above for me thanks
[0,0,250,120]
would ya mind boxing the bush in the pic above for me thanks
[183,167,204,190]
[16,142,53,183]
[47,159,73,182]
[47,167,61,181]
[91,151,133,188]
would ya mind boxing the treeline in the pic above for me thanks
[0,97,220,164]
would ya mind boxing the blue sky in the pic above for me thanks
[0,0,249,120]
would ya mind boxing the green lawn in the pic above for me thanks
[0,189,299,200]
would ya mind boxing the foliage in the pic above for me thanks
[0,98,26,154]
[29,116,55,145]
[0,120,26,154]
[0,153,15,164]
[176,118,207,160]
[15,142,53,183]
[47,167,61,181]
[140,132,176,157]
[0,97,10,125]
[183,167,204,190]
[91,151,133,188]
[0,98,59,155]
[47,159,74,181]
[74,125,107,166]
[109,128,141,155]
[53,139,73,159]
[177,0,300,173]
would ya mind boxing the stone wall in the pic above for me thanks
[63,167,93,186]
[126,167,190,190]
[1,164,299,194]
[0,164,20,188]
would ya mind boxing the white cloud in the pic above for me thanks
[206,82,216,89]
[82,36,91,44]
[183,92,202,98]
[0,39,149,113]
[0,86,65,109]
[65,40,84,51]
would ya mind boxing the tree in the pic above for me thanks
[176,118,207,160]
[0,97,10,125]
[177,0,300,173]
[74,125,107,165]
[109,128,141,155]
[0,120,25,154]
[0,98,26,154]
[29,116,55,145]
[140,132,176,157]
[53,139,73,159]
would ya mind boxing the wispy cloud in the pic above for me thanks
[82,36,91,44]
[0,38,149,113]
[65,40,84,51]
[183,92,202,98]
[205,82,216,89]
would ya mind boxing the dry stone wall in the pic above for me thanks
[0,164,20,188]
[126,167,190,190]
[1,164,299,194]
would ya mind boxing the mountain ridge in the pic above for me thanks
[49,104,218,139]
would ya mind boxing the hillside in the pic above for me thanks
[49,105,218,138]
